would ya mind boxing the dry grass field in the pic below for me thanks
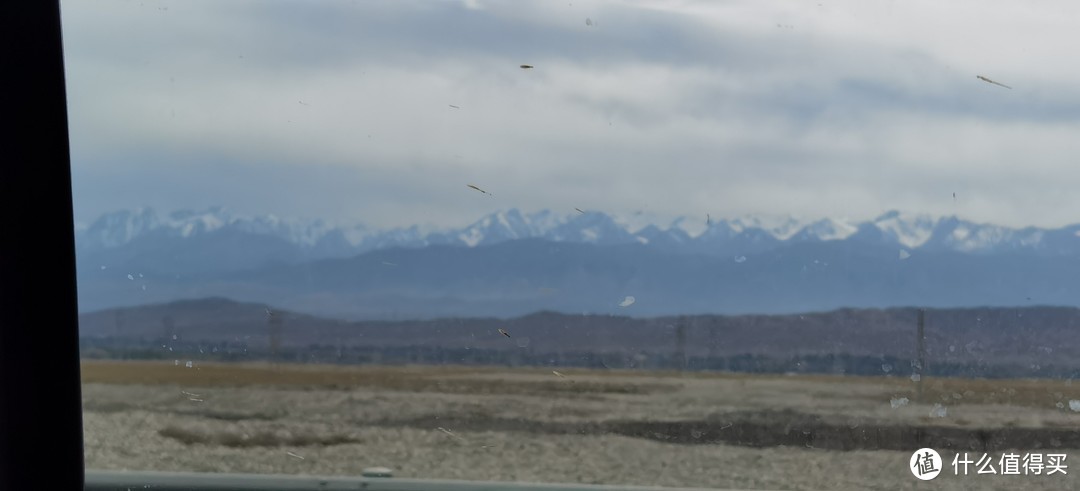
[82,361,1080,490]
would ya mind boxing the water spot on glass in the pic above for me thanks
[734,255,747,263]
[362,467,394,478]
[100,265,107,270]
[910,373,921,382]
[952,392,962,400]
[141,285,147,291]
[1056,402,1065,409]
[949,345,956,352]
[516,337,530,348]
[881,363,892,373]
[890,397,909,409]
[585,17,593,26]
[172,334,178,340]
[1068,400,1080,412]
[898,249,911,260]
[286,451,305,460]
[138,273,144,278]
[185,361,193,368]
[929,404,948,418]
[127,274,134,280]
[618,296,636,307]
[437,427,463,441]
[174,360,179,366]
[466,184,493,197]
[976,74,1012,89]
[690,429,703,439]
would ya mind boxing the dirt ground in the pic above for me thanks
[81,361,1080,490]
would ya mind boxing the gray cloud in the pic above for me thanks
[63,0,1080,230]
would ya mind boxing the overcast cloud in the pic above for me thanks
[61,0,1080,230]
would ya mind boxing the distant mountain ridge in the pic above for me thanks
[76,206,1080,263]
[79,297,1080,377]
[73,207,1080,318]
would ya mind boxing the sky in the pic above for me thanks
[60,0,1080,230]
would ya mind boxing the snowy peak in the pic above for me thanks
[165,206,232,238]
[470,209,552,244]
[679,214,856,243]
[670,216,710,239]
[78,206,339,250]
[872,210,939,249]
[427,209,568,247]
[547,211,632,244]
[75,206,1080,258]
[729,215,807,241]
[795,217,858,242]
[921,216,1046,254]
[82,207,161,248]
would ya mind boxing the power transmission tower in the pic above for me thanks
[916,309,926,402]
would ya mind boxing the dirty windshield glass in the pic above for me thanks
[67,1,1080,490]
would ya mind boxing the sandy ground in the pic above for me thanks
[82,362,1080,490]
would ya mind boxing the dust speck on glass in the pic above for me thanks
[65,0,1080,489]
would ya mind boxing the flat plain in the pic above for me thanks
[82,360,1080,490]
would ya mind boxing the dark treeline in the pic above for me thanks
[79,337,1080,380]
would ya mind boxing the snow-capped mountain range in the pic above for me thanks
[76,206,1080,258]
[74,207,1080,319]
